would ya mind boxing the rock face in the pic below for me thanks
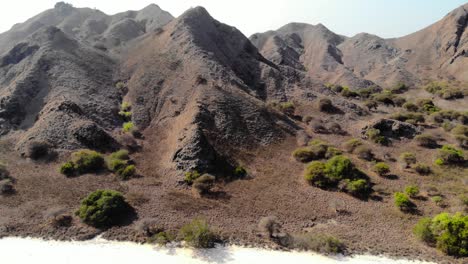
[362,119,422,140]
[251,3,468,87]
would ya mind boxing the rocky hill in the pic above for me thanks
[0,2,467,263]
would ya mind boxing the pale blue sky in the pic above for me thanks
[0,0,466,37]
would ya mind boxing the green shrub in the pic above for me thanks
[293,147,316,163]
[149,231,175,245]
[393,96,406,107]
[325,147,342,159]
[341,86,358,98]
[323,155,354,182]
[293,233,345,254]
[233,166,247,177]
[451,124,468,137]
[413,217,435,244]
[109,150,130,161]
[372,93,395,106]
[343,138,362,153]
[179,219,217,248]
[304,161,327,187]
[107,158,127,172]
[400,152,417,168]
[391,112,425,123]
[184,170,201,184]
[416,99,439,113]
[365,128,388,145]
[414,213,468,257]
[115,81,126,90]
[60,161,75,176]
[403,102,419,112]
[391,82,409,94]
[414,134,438,148]
[123,122,135,133]
[77,190,131,228]
[71,150,105,174]
[414,163,431,175]
[373,162,390,176]
[192,174,216,195]
[118,110,132,120]
[343,179,369,196]
[437,145,464,165]
[121,102,131,111]
[405,185,420,198]
[394,192,413,211]
[117,165,136,180]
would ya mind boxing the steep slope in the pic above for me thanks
[0,26,120,153]
[0,2,174,55]
[120,7,298,175]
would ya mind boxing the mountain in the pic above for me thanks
[251,3,468,88]
[0,3,466,262]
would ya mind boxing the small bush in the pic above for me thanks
[121,102,131,111]
[323,155,354,182]
[391,112,425,123]
[123,122,135,133]
[318,98,334,112]
[328,122,344,135]
[405,185,420,198]
[293,233,345,254]
[343,138,363,153]
[394,192,413,211]
[293,147,316,163]
[77,190,131,228]
[431,196,444,206]
[414,163,431,175]
[364,100,378,111]
[117,165,136,180]
[304,161,327,187]
[184,170,201,184]
[25,141,53,160]
[71,150,105,174]
[343,179,369,197]
[403,102,419,112]
[115,81,126,90]
[414,134,438,148]
[366,128,387,145]
[391,82,409,94]
[355,145,374,161]
[437,145,464,165]
[416,99,439,113]
[60,161,75,176]
[325,147,342,159]
[373,162,390,176]
[413,212,468,257]
[372,93,395,106]
[109,150,130,160]
[413,217,435,244]
[341,87,358,98]
[258,216,281,238]
[118,110,132,120]
[179,219,217,248]
[149,231,175,245]
[107,158,127,172]
[192,174,216,195]
[400,152,417,168]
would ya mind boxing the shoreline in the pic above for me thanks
[0,236,437,264]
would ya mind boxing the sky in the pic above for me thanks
[0,0,466,37]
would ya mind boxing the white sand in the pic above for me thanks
[0,237,435,264]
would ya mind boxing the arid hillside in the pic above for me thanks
[0,2,467,263]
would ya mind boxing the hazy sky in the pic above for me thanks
[0,0,466,37]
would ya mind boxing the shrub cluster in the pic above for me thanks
[424,81,464,100]
[431,110,468,125]
[119,102,132,121]
[184,170,201,184]
[413,212,467,257]
[77,189,132,228]
[400,152,417,168]
[451,124,468,148]
[107,150,135,180]
[293,140,335,162]
[414,163,431,175]
[343,138,363,153]
[405,185,420,198]
[416,99,440,114]
[304,155,370,197]
[192,174,216,196]
[179,219,217,248]
[435,145,464,165]
[365,128,388,145]
[60,150,105,176]
[390,112,425,124]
